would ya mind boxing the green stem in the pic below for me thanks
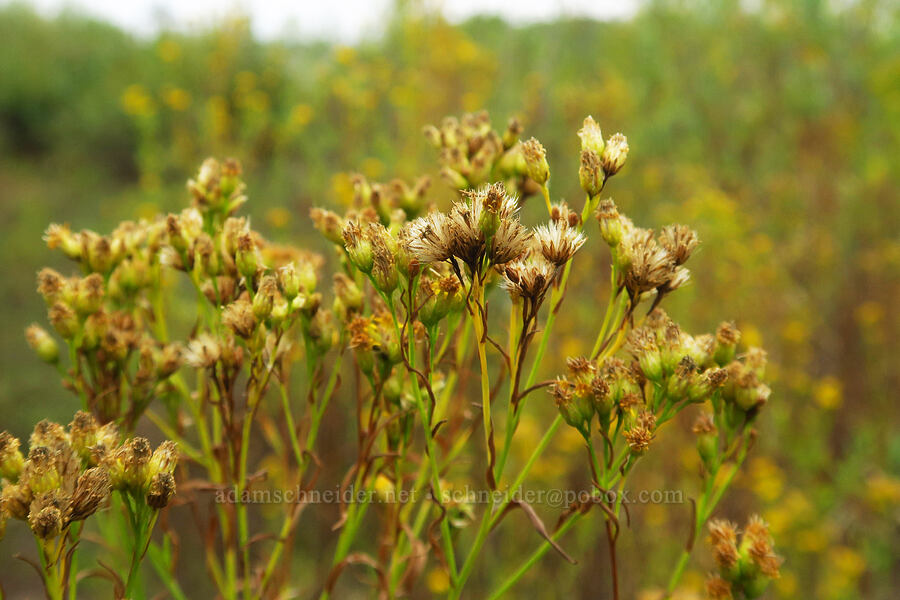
[452,415,563,599]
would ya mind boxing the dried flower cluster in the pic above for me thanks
[0,413,177,598]
[706,516,782,599]
[8,112,776,600]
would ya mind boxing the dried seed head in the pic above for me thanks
[716,321,741,346]
[533,221,586,266]
[706,575,733,599]
[2,482,32,520]
[550,378,593,432]
[67,467,111,522]
[660,224,699,266]
[30,421,69,451]
[708,519,739,546]
[407,212,455,264]
[29,501,63,540]
[549,202,580,229]
[621,229,675,296]
[68,411,99,463]
[146,472,176,509]
[222,299,257,339]
[184,333,222,368]
[714,539,740,569]
[566,356,596,378]
[500,255,557,303]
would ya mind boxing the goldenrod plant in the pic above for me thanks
[3,112,778,599]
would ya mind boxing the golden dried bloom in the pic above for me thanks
[716,321,741,346]
[566,356,596,378]
[744,514,771,543]
[533,221,586,266]
[67,467,111,522]
[222,299,257,339]
[705,574,733,599]
[601,133,629,176]
[708,519,739,546]
[30,420,69,451]
[29,500,63,539]
[68,411,99,462]
[2,482,32,520]
[660,224,699,266]
[106,437,152,491]
[623,425,654,454]
[714,539,740,570]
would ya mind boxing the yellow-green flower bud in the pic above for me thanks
[601,133,629,177]
[522,137,549,186]
[578,116,605,156]
[0,432,25,481]
[25,324,59,364]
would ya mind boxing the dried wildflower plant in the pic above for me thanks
[5,112,776,599]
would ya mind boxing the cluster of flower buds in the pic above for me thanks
[351,174,431,221]
[44,218,167,301]
[104,436,178,509]
[577,116,629,199]
[0,415,120,542]
[706,516,782,599]
[550,355,659,454]
[624,310,728,401]
[186,157,248,217]
[347,312,402,380]
[596,199,697,302]
[32,265,183,422]
[424,111,547,196]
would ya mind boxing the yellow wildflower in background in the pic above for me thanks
[162,86,192,111]
[814,376,843,410]
[121,84,155,117]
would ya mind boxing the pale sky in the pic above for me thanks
[20,0,640,41]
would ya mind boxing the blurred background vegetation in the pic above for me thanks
[1,0,898,597]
